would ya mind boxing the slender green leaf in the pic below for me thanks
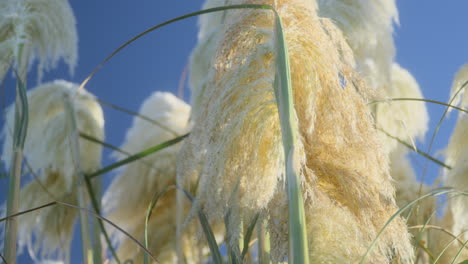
[0,201,159,263]
[63,95,93,264]
[143,185,224,264]
[457,260,468,264]
[418,80,468,194]
[359,189,468,263]
[80,132,130,156]
[241,213,259,259]
[84,176,121,264]
[96,99,179,136]
[369,97,468,115]
[79,4,274,91]
[4,67,28,263]
[87,134,189,179]
[377,128,451,169]
[450,239,468,264]
[272,8,310,264]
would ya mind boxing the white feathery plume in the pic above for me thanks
[0,80,104,261]
[376,63,429,152]
[183,0,414,262]
[103,92,203,263]
[443,64,468,243]
[0,0,77,81]
[317,0,398,92]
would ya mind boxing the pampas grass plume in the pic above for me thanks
[102,92,200,263]
[0,0,77,81]
[443,64,468,242]
[184,0,414,262]
[1,80,104,261]
[377,63,429,152]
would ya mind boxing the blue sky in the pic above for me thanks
[1,1,467,262]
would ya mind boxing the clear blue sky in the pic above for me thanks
[1,1,467,262]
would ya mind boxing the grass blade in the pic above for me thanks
[369,97,468,115]
[377,128,451,169]
[418,80,468,195]
[79,4,275,91]
[4,68,28,263]
[0,201,159,263]
[87,134,188,179]
[272,9,310,264]
[63,94,93,264]
[95,99,179,136]
[241,213,259,260]
[84,176,121,264]
[359,189,468,263]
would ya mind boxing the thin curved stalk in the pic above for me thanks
[4,63,28,263]
[0,201,159,263]
[63,94,93,264]
[377,127,451,169]
[369,97,468,114]
[144,185,223,264]
[86,134,189,179]
[359,189,467,263]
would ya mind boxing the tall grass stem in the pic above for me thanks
[4,45,28,264]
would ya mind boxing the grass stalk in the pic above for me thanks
[63,94,93,264]
[272,9,310,264]
[257,219,271,264]
[0,201,159,262]
[4,45,28,263]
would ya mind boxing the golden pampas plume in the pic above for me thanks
[103,92,202,263]
[184,0,414,262]
[0,0,77,81]
[1,80,104,261]
[189,0,228,116]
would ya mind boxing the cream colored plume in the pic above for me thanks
[376,63,429,152]
[189,0,229,116]
[183,0,414,262]
[0,0,77,81]
[443,64,468,244]
[0,80,104,261]
[318,0,398,92]
[102,92,203,263]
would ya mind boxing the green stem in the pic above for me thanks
[4,45,28,264]
[273,10,310,264]
[91,177,103,264]
[64,95,93,264]
[257,219,270,264]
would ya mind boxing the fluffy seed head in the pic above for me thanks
[102,92,202,263]
[0,0,77,81]
[185,0,414,262]
[376,63,429,152]
[1,80,104,261]
[449,63,468,109]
